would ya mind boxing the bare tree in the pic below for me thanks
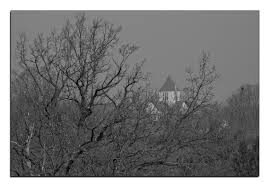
[12,13,226,176]
[225,84,259,138]
[124,51,221,175]
[12,13,147,176]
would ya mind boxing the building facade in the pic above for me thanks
[159,75,181,105]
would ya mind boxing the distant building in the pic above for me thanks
[159,75,181,105]
[145,75,188,121]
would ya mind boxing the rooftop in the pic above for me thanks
[159,75,179,92]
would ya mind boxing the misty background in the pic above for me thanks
[11,11,259,102]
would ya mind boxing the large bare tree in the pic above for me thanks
[11,13,224,176]
[12,13,147,176]
[122,51,221,176]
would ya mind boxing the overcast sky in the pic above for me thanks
[11,11,259,102]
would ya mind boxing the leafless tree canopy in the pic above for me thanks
[11,14,258,177]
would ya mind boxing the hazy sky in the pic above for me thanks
[11,11,259,101]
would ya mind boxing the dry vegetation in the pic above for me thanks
[10,14,259,176]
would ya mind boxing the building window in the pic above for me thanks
[162,92,165,101]
[165,92,168,101]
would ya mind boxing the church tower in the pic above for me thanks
[159,75,181,105]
